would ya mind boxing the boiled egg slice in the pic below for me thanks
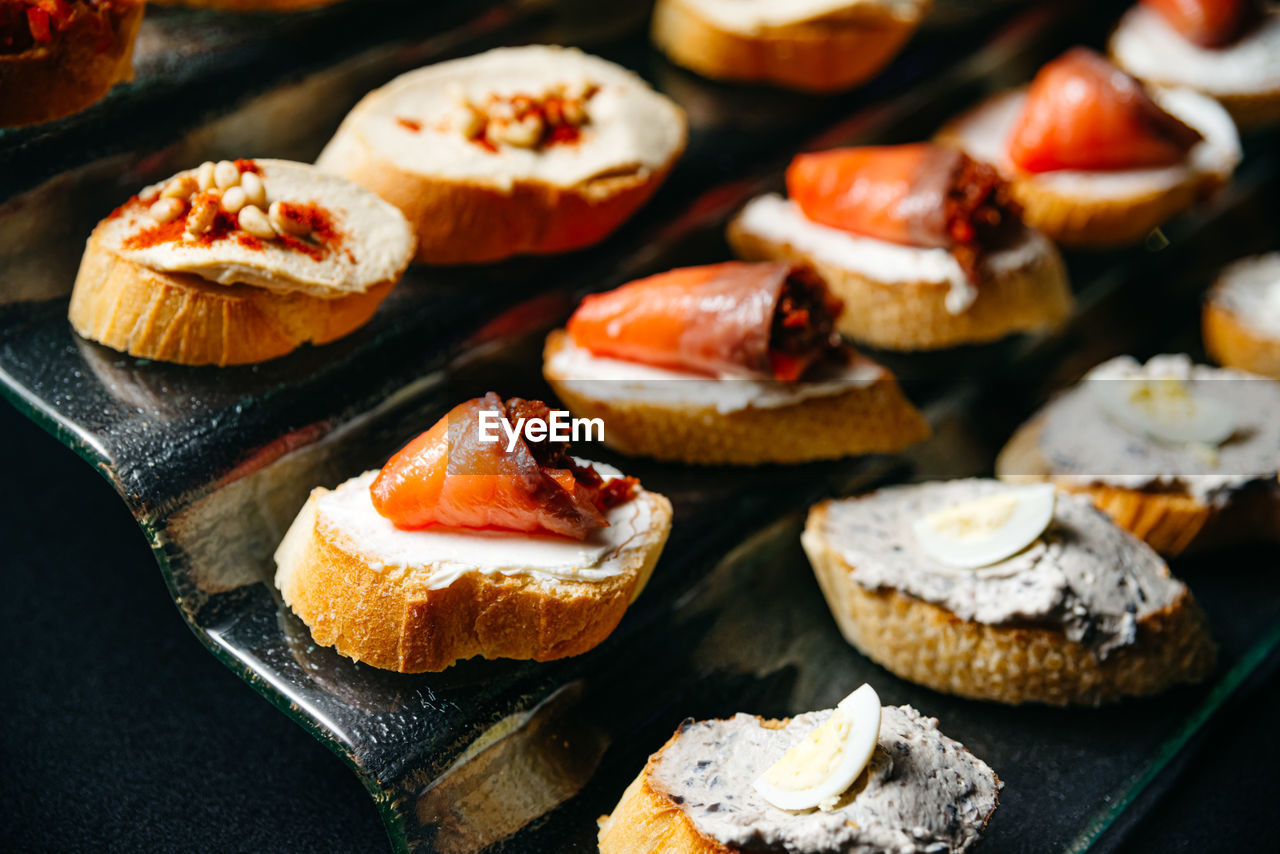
[913,483,1056,569]
[752,684,881,812]
[1095,375,1235,445]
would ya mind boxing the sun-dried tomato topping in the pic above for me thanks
[0,1,129,56]
[768,269,849,382]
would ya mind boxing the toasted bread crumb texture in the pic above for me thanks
[68,229,392,366]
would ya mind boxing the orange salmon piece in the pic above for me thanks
[1007,48,1204,173]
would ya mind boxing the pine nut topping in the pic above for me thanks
[196,161,216,191]
[238,205,276,239]
[185,197,218,236]
[239,171,267,208]
[221,186,248,215]
[161,175,198,200]
[148,198,186,223]
[268,201,310,237]
[214,160,241,191]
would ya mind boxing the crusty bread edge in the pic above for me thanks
[995,415,1280,556]
[650,0,926,92]
[727,214,1073,351]
[543,329,930,465]
[275,484,673,673]
[0,1,143,127]
[68,225,398,366]
[803,501,1216,706]
[1203,299,1280,380]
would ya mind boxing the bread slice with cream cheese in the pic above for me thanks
[317,45,687,264]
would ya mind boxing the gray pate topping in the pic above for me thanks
[817,479,1184,658]
[649,705,999,854]
[1035,354,1280,506]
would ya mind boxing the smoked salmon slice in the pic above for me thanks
[786,143,1021,283]
[370,394,635,539]
[1143,0,1260,47]
[566,262,847,382]
[1007,48,1204,174]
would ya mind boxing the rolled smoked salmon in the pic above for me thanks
[786,143,1021,284]
[1007,48,1204,174]
[371,394,635,539]
[566,262,847,382]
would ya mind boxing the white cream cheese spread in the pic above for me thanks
[811,479,1185,657]
[945,86,1241,201]
[302,464,654,590]
[99,159,414,298]
[546,336,885,414]
[649,704,999,854]
[736,194,1053,314]
[1111,5,1280,96]
[1209,252,1280,338]
[688,0,929,34]
[1037,354,1280,505]
[316,45,686,193]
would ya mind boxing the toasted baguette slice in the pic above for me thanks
[728,197,1072,350]
[275,470,672,673]
[543,329,929,465]
[317,45,687,264]
[1109,5,1280,130]
[996,415,1280,556]
[601,703,999,853]
[1204,302,1280,379]
[69,228,393,366]
[936,87,1240,247]
[650,0,928,92]
[1203,253,1280,379]
[69,158,415,365]
[803,499,1216,706]
[0,0,144,127]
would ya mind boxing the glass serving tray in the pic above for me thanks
[1,1,1278,851]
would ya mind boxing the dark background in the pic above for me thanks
[2,400,1277,851]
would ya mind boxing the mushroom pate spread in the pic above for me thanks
[1037,354,1280,505]
[812,480,1185,657]
[649,705,998,854]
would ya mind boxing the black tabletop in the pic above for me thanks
[3,394,1278,852]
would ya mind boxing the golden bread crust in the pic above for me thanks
[727,216,1073,350]
[275,488,673,673]
[542,330,930,465]
[0,1,143,127]
[650,0,924,92]
[68,226,394,366]
[803,502,1216,706]
[598,759,733,854]
[995,415,1280,555]
[1203,300,1280,380]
